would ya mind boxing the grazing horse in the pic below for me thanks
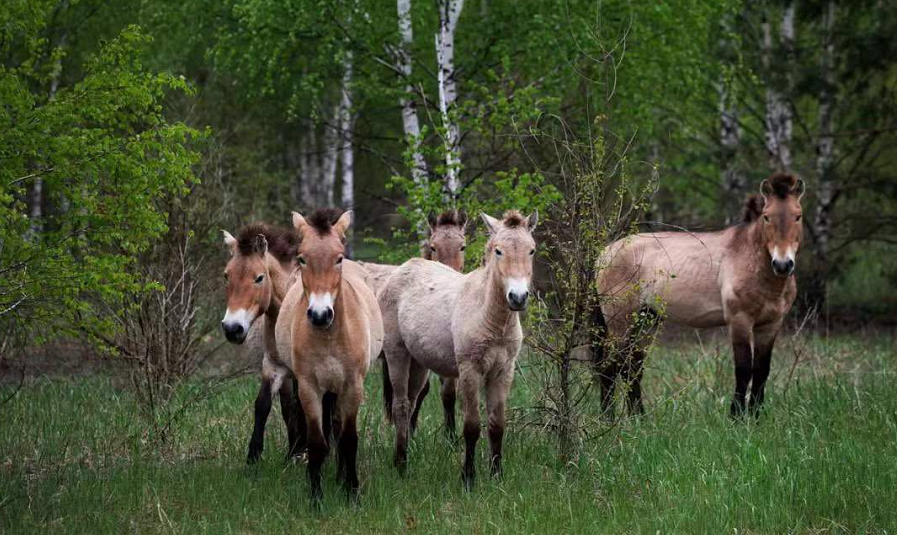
[279,209,383,501]
[594,172,804,416]
[360,211,468,437]
[220,224,306,463]
[379,210,537,488]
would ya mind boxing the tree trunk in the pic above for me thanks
[396,0,428,185]
[762,2,794,171]
[339,51,355,211]
[321,103,341,207]
[436,0,464,197]
[300,123,318,208]
[811,0,837,311]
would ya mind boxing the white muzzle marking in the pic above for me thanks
[505,277,529,297]
[222,308,252,331]
[772,246,795,265]
[308,292,334,315]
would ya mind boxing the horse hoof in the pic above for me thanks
[247,446,262,465]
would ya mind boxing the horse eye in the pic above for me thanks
[495,248,503,256]
[795,214,802,222]
[529,249,535,256]
[460,245,466,251]
[297,256,306,266]
[763,215,770,223]
[223,272,228,281]
[254,274,265,284]
[336,256,344,265]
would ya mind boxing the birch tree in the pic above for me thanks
[339,50,356,211]
[762,2,795,171]
[436,0,465,197]
[395,0,428,185]
[812,0,836,298]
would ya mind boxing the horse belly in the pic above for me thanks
[399,301,458,378]
[658,277,726,329]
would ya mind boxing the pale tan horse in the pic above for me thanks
[220,224,305,463]
[360,211,468,436]
[276,208,383,501]
[379,210,537,488]
[595,173,804,416]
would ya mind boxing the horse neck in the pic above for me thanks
[264,253,293,315]
[474,260,517,337]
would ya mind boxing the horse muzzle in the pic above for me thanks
[771,258,795,278]
[507,290,529,311]
[307,307,334,329]
[221,321,248,344]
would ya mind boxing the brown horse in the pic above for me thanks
[594,172,804,416]
[280,209,383,501]
[360,211,468,437]
[221,224,306,463]
[379,210,537,488]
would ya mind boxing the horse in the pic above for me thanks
[220,224,306,463]
[359,211,468,437]
[277,208,383,501]
[593,172,804,417]
[378,210,537,488]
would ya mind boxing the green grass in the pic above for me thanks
[2,334,896,534]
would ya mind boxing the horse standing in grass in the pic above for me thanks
[220,224,306,463]
[359,211,468,437]
[379,210,537,488]
[594,173,804,416]
[278,209,383,501]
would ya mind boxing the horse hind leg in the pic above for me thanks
[440,377,457,439]
[409,375,431,434]
[247,377,274,464]
[622,306,659,416]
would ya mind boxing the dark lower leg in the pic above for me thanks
[441,378,457,439]
[750,344,774,414]
[730,336,754,417]
[624,351,646,416]
[337,416,359,496]
[410,378,430,433]
[488,421,504,477]
[306,422,327,503]
[280,377,306,458]
[462,420,480,490]
[247,379,273,464]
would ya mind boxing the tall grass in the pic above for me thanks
[1,334,895,534]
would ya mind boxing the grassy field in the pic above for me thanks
[2,332,896,534]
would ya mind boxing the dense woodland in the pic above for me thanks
[3,0,897,358]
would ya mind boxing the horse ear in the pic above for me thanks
[222,230,237,254]
[794,178,805,200]
[526,210,539,232]
[458,211,468,231]
[333,210,353,238]
[292,212,308,234]
[253,234,268,256]
[427,213,436,235]
[480,212,500,234]
[760,179,773,201]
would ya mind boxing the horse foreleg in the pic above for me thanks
[247,378,273,464]
[279,375,307,459]
[728,318,754,418]
[485,363,513,478]
[750,322,780,415]
[458,362,482,490]
[623,349,646,416]
[337,381,362,498]
[440,377,457,439]
[298,384,326,504]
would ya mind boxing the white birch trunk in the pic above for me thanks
[300,124,318,207]
[321,104,340,206]
[762,3,794,171]
[436,0,464,196]
[814,0,836,272]
[396,0,428,185]
[718,15,743,215]
[339,50,356,210]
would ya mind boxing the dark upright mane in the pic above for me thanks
[236,223,299,263]
[742,195,765,223]
[501,210,526,228]
[432,210,465,228]
[306,208,344,236]
[765,172,799,199]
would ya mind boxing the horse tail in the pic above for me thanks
[381,352,394,423]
